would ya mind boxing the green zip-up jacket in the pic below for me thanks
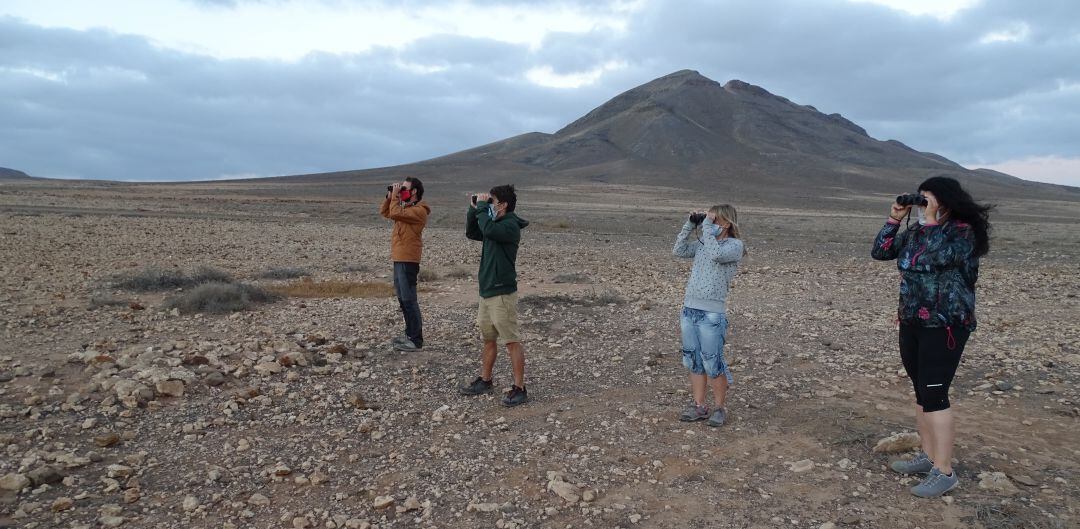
[466,205,529,298]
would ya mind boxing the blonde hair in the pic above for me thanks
[707,204,747,255]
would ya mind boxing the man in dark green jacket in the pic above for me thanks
[459,184,530,407]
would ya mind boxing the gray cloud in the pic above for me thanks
[2,0,1079,181]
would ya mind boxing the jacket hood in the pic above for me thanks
[504,212,528,229]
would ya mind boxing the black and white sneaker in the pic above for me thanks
[459,377,494,396]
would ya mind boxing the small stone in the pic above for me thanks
[467,503,500,513]
[182,495,199,511]
[155,380,185,398]
[788,459,814,473]
[344,520,369,529]
[582,489,596,502]
[547,479,580,503]
[1009,474,1039,487]
[99,515,125,527]
[204,371,226,387]
[254,362,283,376]
[107,465,133,479]
[95,433,121,448]
[401,496,422,512]
[630,513,642,523]
[272,463,292,476]
[123,488,140,504]
[978,472,1020,495]
[819,523,836,529]
[292,517,310,529]
[372,495,395,509]
[0,472,31,491]
[52,496,75,511]
[28,465,64,486]
[995,381,1014,391]
[872,432,921,453]
[248,493,270,507]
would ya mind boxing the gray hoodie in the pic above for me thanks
[673,220,744,314]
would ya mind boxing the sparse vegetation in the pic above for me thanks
[111,265,232,291]
[164,281,280,314]
[258,267,311,280]
[520,288,625,308]
[418,268,441,282]
[269,278,395,298]
[88,294,129,309]
[444,266,472,279]
[341,263,371,273]
[552,272,592,284]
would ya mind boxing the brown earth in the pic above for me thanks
[0,180,1078,529]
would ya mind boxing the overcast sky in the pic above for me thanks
[2,0,1078,185]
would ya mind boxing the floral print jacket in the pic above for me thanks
[871,218,979,331]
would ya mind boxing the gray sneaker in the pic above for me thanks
[910,467,959,498]
[679,403,710,422]
[393,339,421,352]
[890,452,933,475]
[391,336,407,345]
[706,408,727,427]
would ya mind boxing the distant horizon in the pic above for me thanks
[3,0,1079,186]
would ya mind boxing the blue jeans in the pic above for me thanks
[393,262,423,346]
[680,307,733,383]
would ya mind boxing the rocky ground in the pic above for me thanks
[1,182,1078,529]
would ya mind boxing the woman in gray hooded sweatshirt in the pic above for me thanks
[673,204,745,427]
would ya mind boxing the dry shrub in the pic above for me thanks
[444,266,472,279]
[552,272,591,284]
[269,278,394,298]
[418,268,441,282]
[112,265,232,291]
[342,264,371,273]
[89,294,128,309]
[258,267,311,280]
[164,282,280,314]
[521,288,625,308]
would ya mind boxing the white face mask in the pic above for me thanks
[916,206,927,225]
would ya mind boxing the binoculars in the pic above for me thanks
[896,193,928,207]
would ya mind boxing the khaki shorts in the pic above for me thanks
[477,292,520,344]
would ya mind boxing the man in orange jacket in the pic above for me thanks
[379,176,431,351]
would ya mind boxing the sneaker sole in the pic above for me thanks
[501,398,528,407]
[706,420,725,427]
[912,481,958,498]
[679,416,708,422]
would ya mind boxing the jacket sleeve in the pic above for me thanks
[465,206,483,241]
[871,219,903,261]
[476,210,519,243]
[701,236,743,264]
[672,221,698,258]
[387,202,427,225]
[916,222,975,271]
[379,196,392,219]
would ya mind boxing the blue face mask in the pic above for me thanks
[487,204,498,220]
[702,218,720,237]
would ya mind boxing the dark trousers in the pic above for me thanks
[393,262,423,346]
[898,324,970,412]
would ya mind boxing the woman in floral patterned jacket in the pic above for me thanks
[871,175,992,499]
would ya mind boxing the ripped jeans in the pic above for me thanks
[680,307,733,384]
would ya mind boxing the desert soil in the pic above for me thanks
[1,181,1078,529]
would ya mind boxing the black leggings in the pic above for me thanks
[898,324,970,412]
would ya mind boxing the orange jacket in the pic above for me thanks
[380,197,430,263]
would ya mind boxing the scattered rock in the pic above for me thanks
[95,433,121,448]
[872,432,921,453]
[248,493,271,507]
[0,473,30,491]
[52,496,75,511]
[27,465,63,486]
[547,478,580,503]
[978,472,1021,495]
[373,495,395,510]
[788,459,814,473]
[468,502,500,513]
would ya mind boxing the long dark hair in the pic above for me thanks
[918,175,992,257]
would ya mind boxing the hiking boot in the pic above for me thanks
[391,335,408,345]
[910,467,959,498]
[680,403,710,422]
[459,377,494,396]
[890,452,933,475]
[393,339,421,352]
[501,385,529,407]
[706,407,727,427]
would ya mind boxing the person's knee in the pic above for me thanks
[920,386,950,412]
